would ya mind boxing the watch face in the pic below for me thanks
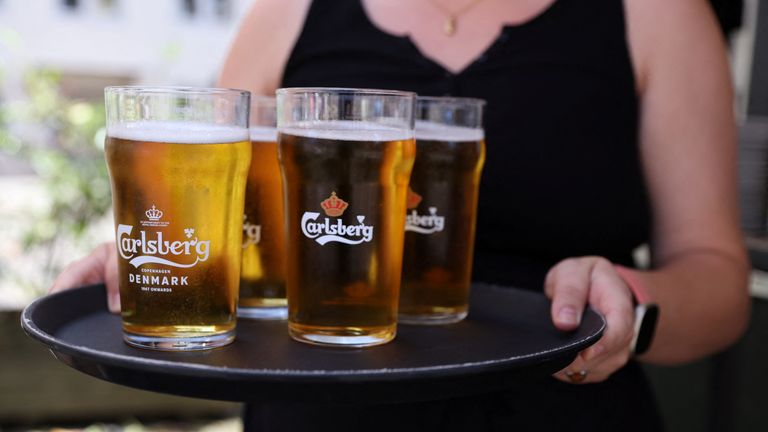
[633,304,659,355]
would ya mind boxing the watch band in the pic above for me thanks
[613,264,659,355]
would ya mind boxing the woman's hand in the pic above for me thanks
[49,242,121,313]
[545,256,635,384]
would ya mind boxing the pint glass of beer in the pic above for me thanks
[276,88,416,347]
[104,86,251,350]
[399,97,485,325]
[239,96,287,319]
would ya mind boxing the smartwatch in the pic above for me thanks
[614,265,659,356]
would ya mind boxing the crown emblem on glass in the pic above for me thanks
[145,205,163,221]
[406,187,423,210]
[321,192,348,217]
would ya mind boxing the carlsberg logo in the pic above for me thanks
[117,224,211,268]
[301,192,374,245]
[405,207,445,235]
[301,212,374,245]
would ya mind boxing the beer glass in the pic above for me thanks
[277,88,416,347]
[239,96,287,319]
[104,86,251,350]
[399,96,485,325]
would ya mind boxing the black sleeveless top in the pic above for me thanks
[282,0,651,290]
[253,1,662,431]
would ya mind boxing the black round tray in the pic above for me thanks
[21,283,604,404]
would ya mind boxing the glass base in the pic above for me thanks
[237,306,288,320]
[123,330,235,351]
[288,322,395,347]
[398,310,468,325]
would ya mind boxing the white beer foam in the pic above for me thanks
[280,120,414,142]
[250,126,278,142]
[109,121,248,144]
[415,121,484,142]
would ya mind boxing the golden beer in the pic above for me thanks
[105,85,251,351]
[279,126,415,346]
[399,98,486,325]
[239,126,287,318]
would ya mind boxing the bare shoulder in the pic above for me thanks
[218,0,312,95]
[623,0,726,92]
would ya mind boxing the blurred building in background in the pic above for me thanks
[1,0,250,99]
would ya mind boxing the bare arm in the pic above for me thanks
[626,0,749,364]
[217,0,311,94]
[548,0,749,384]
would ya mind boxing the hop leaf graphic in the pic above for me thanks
[184,228,195,239]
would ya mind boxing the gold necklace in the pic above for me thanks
[426,0,488,36]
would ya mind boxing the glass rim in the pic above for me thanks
[417,96,486,107]
[105,85,250,97]
[276,87,416,98]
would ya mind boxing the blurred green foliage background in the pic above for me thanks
[0,69,111,298]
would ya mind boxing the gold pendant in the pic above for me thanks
[444,16,456,36]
